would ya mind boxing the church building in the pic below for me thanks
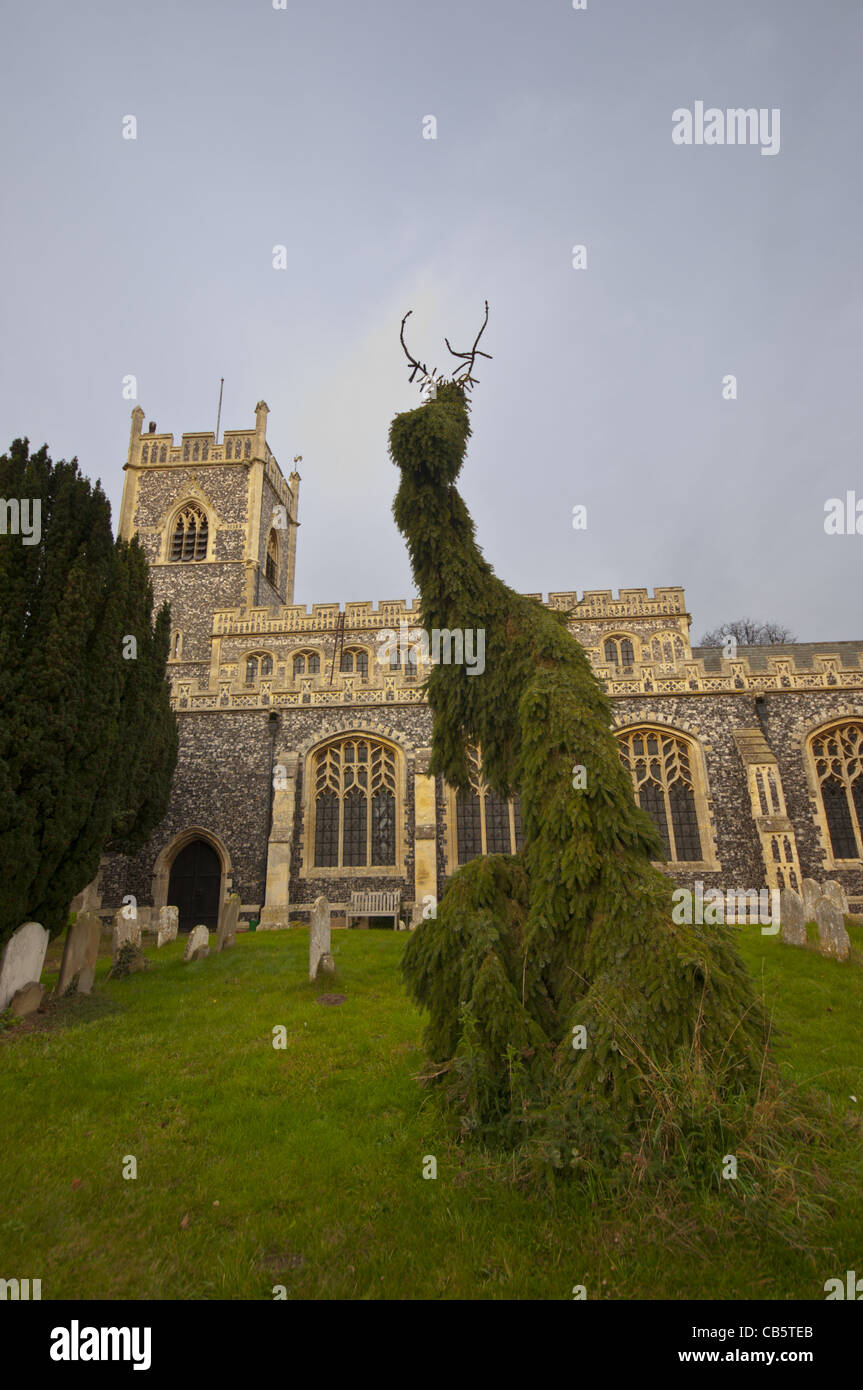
[98,403,863,929]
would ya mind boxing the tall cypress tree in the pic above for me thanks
[391,322,768,1159]
[0,439,177,945]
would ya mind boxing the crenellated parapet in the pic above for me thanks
[164,588,863,712]
[213,598,424,638]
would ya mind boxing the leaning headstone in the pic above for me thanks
[112,908,141,963]
[57,911,101,996]
[10,981,44,1017]
[216,893,240,952]
[823,880,849,916]
[309,896,335,982]
[0,922,50,1013]
[157,906,179,948]
[801,878,820,922]
[184,925,210,962]
[815,895,851,962]
[779,889,808,947]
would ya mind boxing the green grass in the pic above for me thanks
[0,922,861,1300]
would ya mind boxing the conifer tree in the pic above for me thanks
[391,311,768,1159]
[0,439,177,946]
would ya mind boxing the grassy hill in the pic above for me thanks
[1,921,860,1300]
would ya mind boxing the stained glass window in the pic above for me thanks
[312,737,398,868]
[618,728,704,862]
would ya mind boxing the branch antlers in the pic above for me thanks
[399,302,492,395]
[444,299,492,389]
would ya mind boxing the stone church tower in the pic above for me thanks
[117,400,300,665]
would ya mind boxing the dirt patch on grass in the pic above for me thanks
[0,989,119,1044]
[261,1249,306,1275]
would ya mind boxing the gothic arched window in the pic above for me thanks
[170,505,208,562]
[293,650,321,678]
[265,530,279,588]
[617,728,703,861]
[603,635,636,671]
[389,643,418,673]
[245,652,274,684]
[453,746,524,864]
[340,648,369,679]
[312,736,398,868]
[811,721,863,860]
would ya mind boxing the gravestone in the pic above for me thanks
[309,896,335,982]
[10,981,44,1016]
[157,906,179,948]
[815,895,851,962]
[823,880,849,916]
[70,872,101,916]
[112,908,142,964]
[0,922,50,1013]
[184,925,210,962]
[216,893,240,952]
[779,889,807,947]
[801,878,820,922]
[137,906,154,935]
[57,910,101,996]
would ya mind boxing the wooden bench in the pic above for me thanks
[345,890,402,930]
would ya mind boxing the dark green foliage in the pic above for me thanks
[390,381,769,1164]
[106,538,177,854]
[0,439,178,947]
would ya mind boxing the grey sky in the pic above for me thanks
[1,0,861,640]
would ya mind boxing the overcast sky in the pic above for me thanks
[1,0,861,641]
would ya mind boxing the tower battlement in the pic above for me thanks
[118,401,301,646]
[124,402,293,511]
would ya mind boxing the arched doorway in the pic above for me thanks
[168,839,222,933]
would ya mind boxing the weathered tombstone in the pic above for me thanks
[814,895,851,962]
[216,893,240,952]
[157,906,179,948]
[10,981,44,1017]
[801,878,820,922]
[779,889,807,947]
[137,906,154,935]
[57,911,101,996]
[70,872,101,916]
[184,925,210,962]
[309,896,335,982]
[823,880,849,916]
[0,922,50,1013]
[112,908,142,964]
